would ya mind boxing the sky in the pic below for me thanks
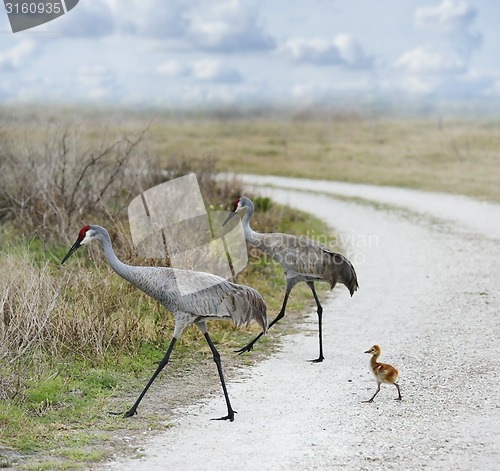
[1,0,500,111]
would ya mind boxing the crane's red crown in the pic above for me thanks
[232,198,240,212]
[79,225,90,240]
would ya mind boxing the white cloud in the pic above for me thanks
[415,0,481,59]
[157,59,243,84]
[431,73,496,99]
[387,66,499,99]
[395,0,482,91]
[185,0,275,52]
[56,0,115,38]
[77,64,117,99]
[157,60,190,77]
[191,59,242,83]
[115,0,187,38]
[334,34,374,69]
[105,0,275,52]
[396,76,435,95]
[415,0,475,33]
[0,41,37,71]
[283,38,342,65]
[283,35,373,69]
[395,46,466,75]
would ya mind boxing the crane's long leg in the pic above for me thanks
[363,382,381,403]
[111,336,177,418]
[204,332,236,422]
[235,288,292,354]
[235,275,304,354]
[307,282,324,363]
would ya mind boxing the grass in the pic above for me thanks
[139,116,500,202]
[3,108,499,202]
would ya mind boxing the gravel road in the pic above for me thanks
[103,176,499,470]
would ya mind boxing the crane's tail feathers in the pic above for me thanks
[220,288,268,333]
[248,293,268,333]
[331,253,359,296]
[254,304,268,334]
[344,262,359,296]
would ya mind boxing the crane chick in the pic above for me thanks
[363,345,401,403]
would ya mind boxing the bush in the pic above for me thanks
[0,124,151,243]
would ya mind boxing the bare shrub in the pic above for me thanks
[0,119,242,249]
[0,123,151,243]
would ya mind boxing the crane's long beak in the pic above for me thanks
[222,211,237,227]
[61,239,82,264]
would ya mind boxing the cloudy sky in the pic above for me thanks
[1,0,499,110]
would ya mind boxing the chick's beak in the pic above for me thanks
[61,239,82,264]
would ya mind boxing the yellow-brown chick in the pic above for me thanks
[363,345,401,403]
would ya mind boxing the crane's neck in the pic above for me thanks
[241,207,262,246]
[98,231,131,281]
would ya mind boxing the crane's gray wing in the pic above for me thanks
[161,269,267,331]
[254,233,359,295]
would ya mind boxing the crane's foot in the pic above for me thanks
[210,410,237,422]
[308,356,324,363]
[123,407,138,418]
[234,342,255,355]
[108,407,137,418]
[394,397,402,401]
[362,399,374,403]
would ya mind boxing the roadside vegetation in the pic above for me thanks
[0,110,331,470]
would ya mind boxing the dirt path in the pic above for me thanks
[101,176,499,470]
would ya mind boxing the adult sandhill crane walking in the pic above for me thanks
[223,196,358,362]
[223,196,359,363]
[61,225,267,421]
[363,345,402,402]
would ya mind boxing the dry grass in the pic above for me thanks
[0,124,150,243]
[0,253,63,364]
[138,115,500,202]
[4,108,498,202]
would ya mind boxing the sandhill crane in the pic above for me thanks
[61,224,267,421]
[363,345,401,402]
[223,196,358,362]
